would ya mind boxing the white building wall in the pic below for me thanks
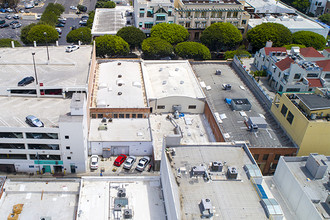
[150,96,205,114]
[89,141,152,156]
[160,147,181,220]
[274,157,323,220]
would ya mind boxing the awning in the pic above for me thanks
[144,22,153,24]
[157,15,166,17]
[147,9,153,13]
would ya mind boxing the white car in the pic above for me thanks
[66,45,79,53]
[90,155,99,170]
[123,156,136,170]
[70,6,77,10]
[36,14,41,20]
[135,156,150,172]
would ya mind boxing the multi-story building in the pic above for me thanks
[254,46,330,92]
[271,90,330,156]
[174,0,250,40]
[308,0,327,16]
[133,0,175,36]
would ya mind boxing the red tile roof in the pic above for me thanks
[308,79,323,88]
[325,48,330,53]
[275,57,294,71]
[300,47,324,58]
[315,59,330,72]
[264,47,287,56]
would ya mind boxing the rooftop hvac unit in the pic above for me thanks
[101,117,107,123]
[222,84,231,90]
[215,69,221,75]
[172,105,182,112]
[192,165,206,176]
[305,154,328,179]
[249,124,258,132]
[123,209,133,219]
[211,161,223,172]
[98,124,107,131]
[227,166,238,179]
[117,188,126,197]
[199,199,213,218]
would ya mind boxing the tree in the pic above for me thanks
[20,23,37,45]
[95,35,129,57]
[142,37,173,58]
[0,38,21,47]
[116,26,145,49]
[247,23,292,51]
[319,14,330,26]
[151,23,189,44]
[43,3,65,16]
[77,4,87,12]
[87,11,95,29]
[200,22,242,51]
[292,31,326,50]
[26,25,59,44]
[174,42,211,60]
[95,0,116,8]
[67,27,92,44]
[282,44,306,50]
[40,11,58,26]
[224,49,251,60]
[292,0,310,13]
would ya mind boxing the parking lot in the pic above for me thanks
[87,156,156,176]
[0,15,34,41]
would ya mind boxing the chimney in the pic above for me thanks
[265,41,273,47]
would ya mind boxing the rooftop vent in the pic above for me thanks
[175,68,179,71]
[118,62,121,65]
[305,154,328,179]
[117,188,126,197]
[192,165,206,176]
[180,80,184,84]
[118,74,122,78]
[101,117,107,123]
[227,166,238,179]
[123,209,132,219]
[200,199,213,218]
[159,68,163,72]
[98,124,107,131]
[118,92,122,96]
[211,161,223,172]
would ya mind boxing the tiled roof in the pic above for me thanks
[308,79,323,88]
[264,47,287,56]
[300,47,324,58]
[315,59,330,72]
[275,57,294,71]
[325,48,330,53]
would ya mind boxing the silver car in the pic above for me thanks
[25,115,44,127]
[135,156,150,172]
[123,156,136,170]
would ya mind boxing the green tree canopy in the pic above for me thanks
[20,23,37,45]
[247,23,292,51]
[95,0,116,8]
[319,14,330,26]
[66,27,92,44]
[281,0,310,13]
[151,23,189,44]
[282,44,306,50]
[224,49,251,60]
[116,26,145,49]
[200,22,242,51]
[87,11,95,29]
[0,38,21,47]
[40,11,58,26]
[174,42,211,60]
[26,25,59,44]
[43,3,65,16]
[141,37,173,58]
[95,35,129,57]
[292,31,326,50]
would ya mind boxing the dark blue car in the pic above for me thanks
[18,76,34,86]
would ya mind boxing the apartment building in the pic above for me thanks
[174,0,250,40]
[254,46,330,92]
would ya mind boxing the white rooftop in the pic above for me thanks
[245,0,295,13]
[249,16,329,38]
[142,60,205,100]
[95,61,146,108]
[0,180,80,220]
[77,177,166,220]
[89,118,152,142]
[0,96,71,127]
[91,7,133,36]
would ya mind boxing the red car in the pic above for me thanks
[114,154,127,167]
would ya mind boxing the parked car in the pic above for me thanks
[66,45,79,53]
[25,115,44,127]
[0,23,9,28]
[79,20,87,26]
[56,23,64,27]
[18,76,34,86]
[135,156,150,172]
[13,15,19,19]
[0,20,5,24]
[58,19,66,24]
[19,9,25,13]
[6,8,14,13]
[36,14,41,20]
[55,27,62,34]
[12,23,21,29]
[123,156,136,170]
[90,155,99,170]
[81,15,89,20]
[5,14,11,19]
[10,20,18,25]
[70,6,77,10]
[113,154,127,167]
[71,25,77,30]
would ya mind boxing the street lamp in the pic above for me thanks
[44,32,50,61]
[32,52,39,85]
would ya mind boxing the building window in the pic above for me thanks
[201,12,207,18]
[114,114,118,118]
[0,154,27,159]
[254,154,259,160]
[168,9,172,16]
[185,22,190,28]
[179,21,184,26]
[194,32,199,40]
[195,12,200,17]
[147,10,153,17]
[65,135,69,139]
[263,154,269,160]
[97,114,103,118]
[67,157,71,160]
[227,12,232,17]
[119,114,124,118]
[286,88,300,92]
[139,12,144,18]
[281,104,288,117]
[132,114,136,118]
[271,163,277,170]
[139,22,142,28]
[233,12,238,18]
[157,105,165,109]
[92,114,96,119]
[137,114,143,118]
[186,11,191,17]
[242,20,246,24]
[325,74,330,79]
[144,23,153,29]
[274,154,281,160]
[211,11,216,18]
[294,73,301,79]
[307,73,318,77]
[66,146,70,150]
[156,15,166,21]
[286,111,294,124]
[195,21,200,28]
[188,105,197,109]
[126,114,130,118]
[279,85,283,92]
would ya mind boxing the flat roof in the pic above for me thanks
[246,0,295,13]
[297,93,330,110]
[94,60,147,108]
[77,177,166,220]
[142,60,205,100]
[150,114,215,160]
[193,63,294,148]
[136,0,172,4]
[0,46,92,94]
[168,145,267,219]
[0,180,80,219]
[0,96,71,127]
[91,7,133,36]
[89,118,152,142]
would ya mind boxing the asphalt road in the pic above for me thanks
[57,18,80,45]
[0,16,36,42]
